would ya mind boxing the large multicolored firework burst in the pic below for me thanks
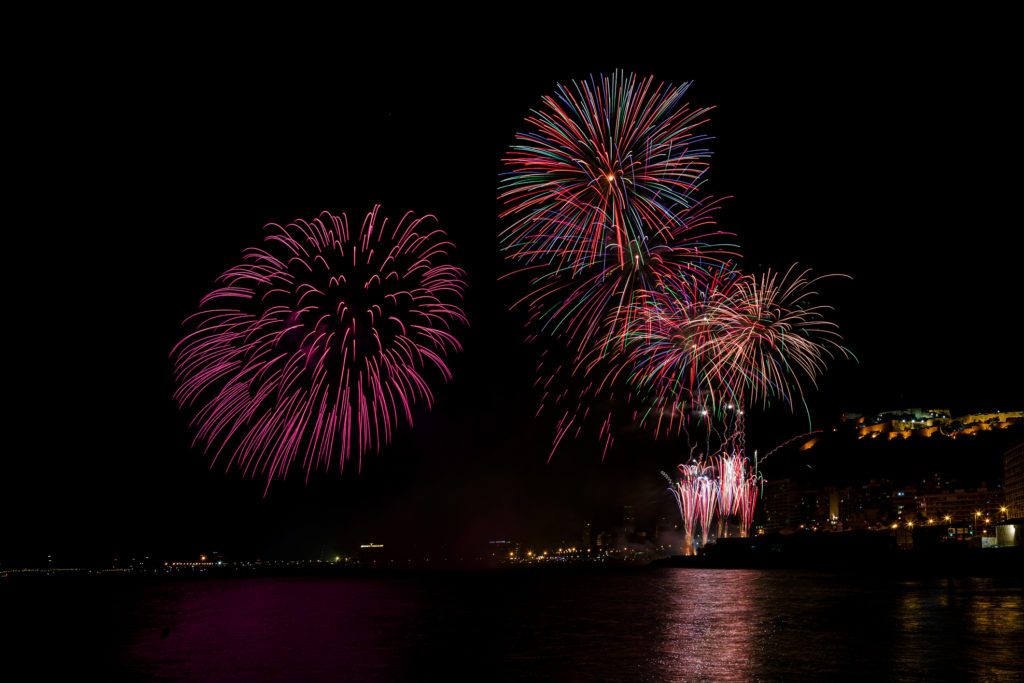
[499,71,714,274]
[172,207,466,487]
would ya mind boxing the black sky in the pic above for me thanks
[8,19,1021,564]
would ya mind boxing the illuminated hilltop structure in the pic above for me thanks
[842,408,1022,440]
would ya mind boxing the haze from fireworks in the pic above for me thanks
[171,207,467,489]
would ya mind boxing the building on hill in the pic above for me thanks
[848,408,1022,441]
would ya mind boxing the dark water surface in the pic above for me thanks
[7,569,1023,681]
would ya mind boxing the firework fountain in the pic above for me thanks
[666,463,702,556]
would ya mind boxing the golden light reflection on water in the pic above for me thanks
[881,577,1024,680]
[963,579,1024,678]
[650,571,1024,681]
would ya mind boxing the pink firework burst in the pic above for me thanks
[171,206,467,488]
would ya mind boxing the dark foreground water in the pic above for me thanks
[6,569,1023,681]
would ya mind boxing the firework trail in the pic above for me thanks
[172,207,466,488]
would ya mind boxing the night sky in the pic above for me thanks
[8,20,1020,565]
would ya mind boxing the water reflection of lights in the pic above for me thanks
[895,578,1024,679]
[655,570,761,680]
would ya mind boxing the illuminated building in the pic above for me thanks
[763,479,800,532]
[1004,437,1024,517]
[357,542,390,564]
[917,487,1003,530]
